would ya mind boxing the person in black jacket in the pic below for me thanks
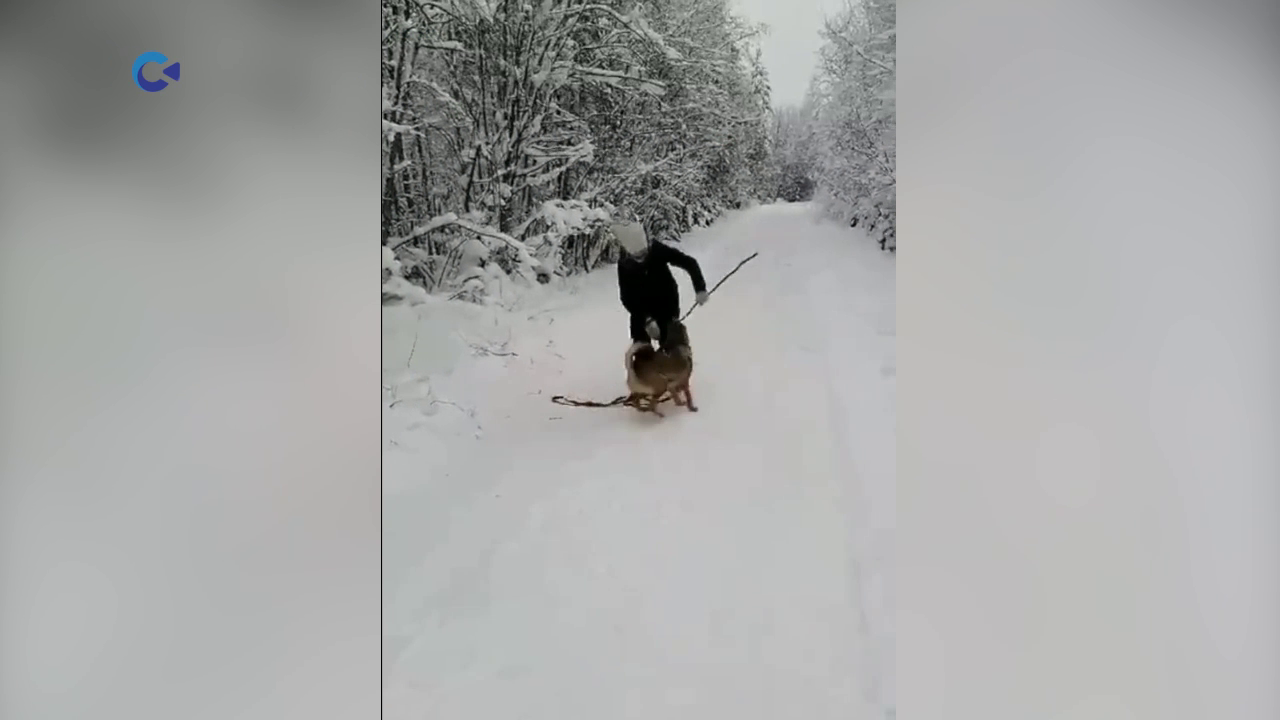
[611,220,709,347]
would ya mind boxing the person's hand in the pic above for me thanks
[695,291,710,306]
[645,319,660,339]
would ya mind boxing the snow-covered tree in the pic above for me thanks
[382,0,774,303]
[769,103,818,202]
[806,0,895,251]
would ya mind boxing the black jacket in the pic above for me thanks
[618,241,707,342]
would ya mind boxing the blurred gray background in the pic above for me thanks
[0,1,379,718]
[898,1,1280,719]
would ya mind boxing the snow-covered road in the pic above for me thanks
[382,202,895,719]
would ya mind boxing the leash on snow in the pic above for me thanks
[551,251,759,410]
[551,394,632,408]
[550,393,674,409]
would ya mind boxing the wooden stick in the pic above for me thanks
[680,251,759,322]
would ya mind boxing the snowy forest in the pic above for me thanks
[381,0,895,304]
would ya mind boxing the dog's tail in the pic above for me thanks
[624,341,649,385]
[624,341,648,368]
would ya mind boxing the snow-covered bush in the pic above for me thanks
[383,244,431,306]
[519,199,613,276]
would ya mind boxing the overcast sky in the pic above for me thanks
[731,0,845,108]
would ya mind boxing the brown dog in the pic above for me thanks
[624,319,696,417]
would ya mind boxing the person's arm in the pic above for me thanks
[654,242,707,294]
[618,263,638,311]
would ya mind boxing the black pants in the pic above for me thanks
[629,311,676,345]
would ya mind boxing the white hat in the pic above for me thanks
[610,220,649,256]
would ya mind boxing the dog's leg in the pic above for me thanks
[683,384,698,412]
[644,395,665,417]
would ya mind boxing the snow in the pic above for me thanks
[381,119,419,137]
[382,202,895,719]
[381,245,401,274]
[534,198,610,232]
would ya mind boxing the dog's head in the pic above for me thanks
[659,319,690,351]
